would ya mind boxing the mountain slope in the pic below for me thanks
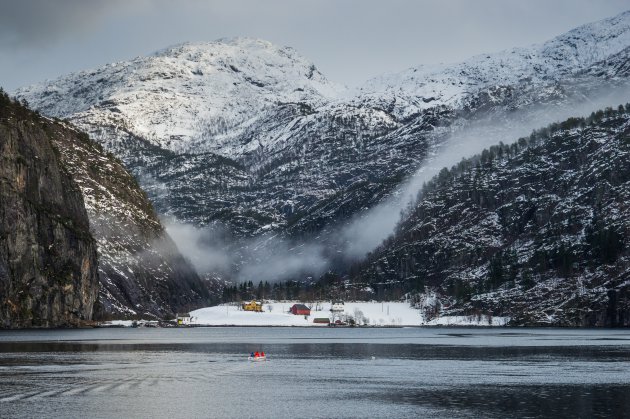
[13,11,630,282]
[0,93,99,328]
[1,92,213,322]
[46,121,215,318]
[354,107,630,326]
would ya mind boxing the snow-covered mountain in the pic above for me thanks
[14,10,630,288]
[18,38,342,157]
[356,10,630,118]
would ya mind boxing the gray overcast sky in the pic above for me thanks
[1,0,629,91]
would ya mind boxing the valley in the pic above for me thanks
[3,10,630,326]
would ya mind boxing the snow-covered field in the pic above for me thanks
[187,301,510,327]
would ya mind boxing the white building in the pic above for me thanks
[331,301,345,313]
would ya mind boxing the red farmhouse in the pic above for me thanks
[289,304,311,316]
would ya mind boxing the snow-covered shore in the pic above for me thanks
[187,301,509,327]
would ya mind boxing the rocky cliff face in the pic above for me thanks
[1,91,214,325]
[46,121,215,318]
[0,94,99,328]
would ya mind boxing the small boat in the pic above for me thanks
[248,352,267,361]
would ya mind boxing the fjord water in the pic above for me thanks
[1,328,629,418]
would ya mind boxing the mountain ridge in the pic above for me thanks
[13,10,630,287]
[356,9,630,117]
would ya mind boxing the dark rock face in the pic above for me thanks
[0,99,99,328]
[45,119,214,319]
[0,94,213,325]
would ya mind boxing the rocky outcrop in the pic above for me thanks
[39,121,214,320]
[0,94,99,328]
[1,92,215,325]
[47,120,214,319]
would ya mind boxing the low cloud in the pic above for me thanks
[0,0,131,49]
[164,218,328,282]
[165,83,630,282]
[163,218,232,275]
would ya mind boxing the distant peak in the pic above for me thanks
[151,38,286,58]
[214,37,277,48]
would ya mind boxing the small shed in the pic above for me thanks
[242,301,263,312]
[290,304,311,316]
[176,313,191,325]
[313,317,330,324]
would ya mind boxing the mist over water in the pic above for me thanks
[165,82,630,282]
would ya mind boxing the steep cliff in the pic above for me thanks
[1,90,214,324]
[0,93,99,328]
[46,121,214,318]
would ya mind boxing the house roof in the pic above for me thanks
[291,304,310,310]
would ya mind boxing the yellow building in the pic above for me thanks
[242,301,263,312]
[176,313,191,325]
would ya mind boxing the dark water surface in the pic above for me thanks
[1,327,629,418]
